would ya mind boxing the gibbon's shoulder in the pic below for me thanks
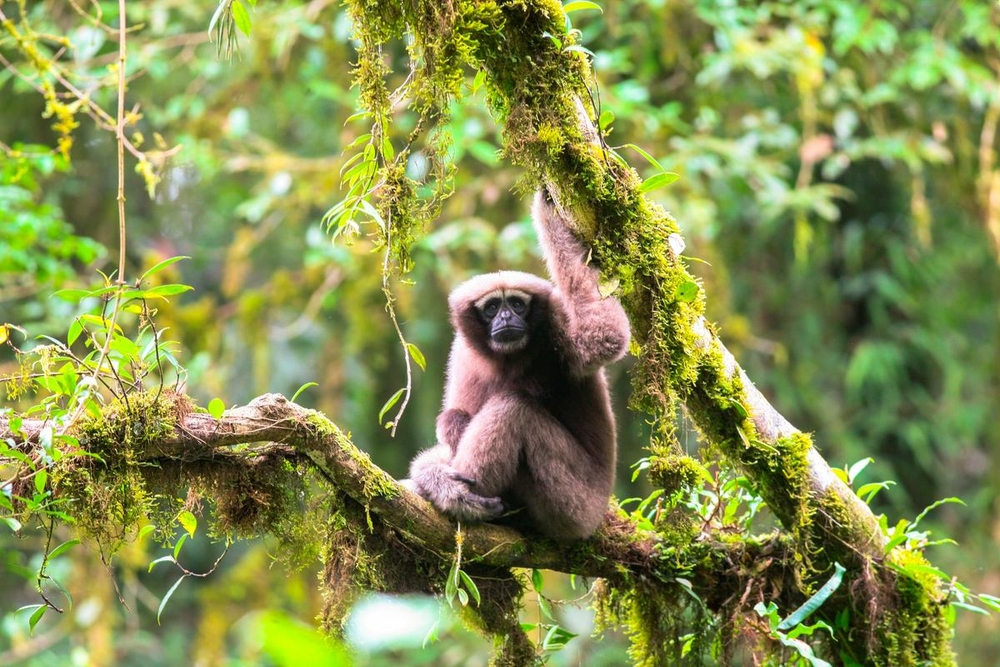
[447,271,554,312]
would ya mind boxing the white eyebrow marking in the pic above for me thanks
[474,289,532,311]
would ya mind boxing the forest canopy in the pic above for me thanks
[1,1,999,666]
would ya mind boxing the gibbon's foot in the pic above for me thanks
[403,466,505,523]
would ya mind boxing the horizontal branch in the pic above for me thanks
[1,393,796,609]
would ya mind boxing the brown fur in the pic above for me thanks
[404,191,630,540]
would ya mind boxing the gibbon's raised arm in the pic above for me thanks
[531,191,631,378]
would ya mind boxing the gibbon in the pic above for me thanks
[404,189,630,540]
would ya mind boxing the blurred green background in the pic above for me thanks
[1,0,998,664]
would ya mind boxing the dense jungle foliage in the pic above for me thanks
[1,0,999,664]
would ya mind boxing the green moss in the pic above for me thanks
[870,550,955,667]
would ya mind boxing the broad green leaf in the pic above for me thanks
[67,319,83,346]
[639,171,680,193]
[231,0,252,37]
[207,398,225,420]
[674,280,698,302]
[532,568,544,591]
[598,109,614,131]
[406,343,426,371]
[177,510,198,538]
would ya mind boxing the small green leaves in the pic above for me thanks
[207,397,225,420]
[445,561,480,608]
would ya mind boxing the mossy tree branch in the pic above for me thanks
[0,393,799,605]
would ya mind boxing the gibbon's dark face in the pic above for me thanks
[475,288,532,353]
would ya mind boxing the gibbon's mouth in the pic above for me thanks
[492,327,525,344]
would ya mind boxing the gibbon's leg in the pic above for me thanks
[405,443,505,522]
[449,393,531,498]
[449,393,610,539]
[515,404,612,540]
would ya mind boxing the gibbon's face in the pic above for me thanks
[474,288,533,354]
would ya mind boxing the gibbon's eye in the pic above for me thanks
[507,296,526,314]
[482,299,501,319]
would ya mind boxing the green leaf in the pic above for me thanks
[378,388,406,424]
[26,604,46,635]
[639,171,680,193]
[778,563,845,631]
[157,576,186,624]
[532,568,544,591]
[146,284,195,297]
[148,555,175,573]
[406,343,426,371]
[598,109,614,131]
[458,570,481,607]
[563,1,603,13]
[177,510,198,538]
[51,288,91,302]
[542,624,578,651]
[67,319,83,346]
[207,397,225,420]
[622,143,665,171]
[911,497,965,530]
[674,280,699,302]
[48,539,81,560]
[978,594,1000,612]
[598,275,620,299]
[951,601,989,616]
[291,382,318,402]
[173,533,189,559]
[140,256,190,282]
[34,470,48,494]
[847,457,874,484]
[231,0,252,37]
